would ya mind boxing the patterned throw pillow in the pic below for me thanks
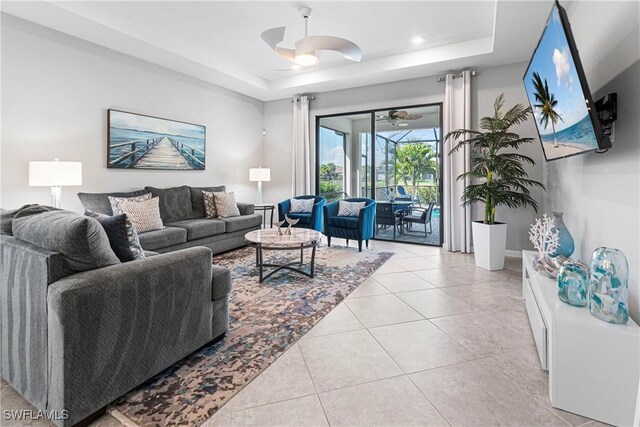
[86,210,145,262]
[109,193,152,215]
[337,200,366,217]
[290,198,314,213]
[202,190,218,218]
[212,192,240,218]
[118,197,164,233]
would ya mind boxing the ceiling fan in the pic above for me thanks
[376,110,424,125]
[260,7,362,68]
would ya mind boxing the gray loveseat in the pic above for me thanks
[78,185,262,254]
[0,208,231,426]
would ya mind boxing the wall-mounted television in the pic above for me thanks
[523,1,611,161]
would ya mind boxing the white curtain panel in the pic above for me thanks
[292,95,311,196]
[443,70,472,253]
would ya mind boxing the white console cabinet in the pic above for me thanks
[522,251,639,426]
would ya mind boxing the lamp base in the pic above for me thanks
[256,181,263,205]
[51,186,62,209]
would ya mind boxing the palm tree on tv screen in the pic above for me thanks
[532,71,564,148]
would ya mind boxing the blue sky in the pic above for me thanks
[524,5,590,135]
[110,110,205,140]
[319,127,345,167]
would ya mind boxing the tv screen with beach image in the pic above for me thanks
[524,4,599,161]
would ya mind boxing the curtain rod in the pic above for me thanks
[436,70,477,82]
[291,95,316,103]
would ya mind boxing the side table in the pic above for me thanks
[254,204,275,228]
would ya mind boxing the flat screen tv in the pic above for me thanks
[523,1,611,161]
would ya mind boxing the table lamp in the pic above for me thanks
[249,167,270,205]
[29,159,82,208]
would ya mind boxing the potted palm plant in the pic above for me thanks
[445,94,544,270]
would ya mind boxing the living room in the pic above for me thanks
[1,1,639,426]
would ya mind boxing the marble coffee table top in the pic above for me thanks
[245,228,322,247]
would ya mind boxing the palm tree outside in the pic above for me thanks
[531,71,564,147]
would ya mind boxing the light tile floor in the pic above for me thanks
[2,239,608,427]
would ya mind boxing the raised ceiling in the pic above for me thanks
[1,1,555,101]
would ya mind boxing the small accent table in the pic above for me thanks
[254,204,275,228]
[245,228,322,283]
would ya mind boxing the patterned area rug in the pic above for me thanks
[113,244,392,426]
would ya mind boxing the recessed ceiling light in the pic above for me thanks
[291,64,302,71]
[399,123,409,127]
[412,35,425,45]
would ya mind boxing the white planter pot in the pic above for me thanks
[472,221,507,271]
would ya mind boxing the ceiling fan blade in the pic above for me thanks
[276,46,296,62]
[261,26,285,49]
[261,26,296,62]
[295,35,362,62]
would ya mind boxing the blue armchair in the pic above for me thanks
[278,195,325,232]
[323,198,376,252]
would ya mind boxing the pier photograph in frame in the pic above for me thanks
[107,109,206,170]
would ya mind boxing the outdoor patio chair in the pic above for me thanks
[402,202,435,237]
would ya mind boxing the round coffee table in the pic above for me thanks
[245,228,322,283]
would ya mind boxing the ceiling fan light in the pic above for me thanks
[295,53,319,66]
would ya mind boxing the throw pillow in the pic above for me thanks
[1,204,56,235]
[190,186,226,218]
[290,198,314,213]
[213,192,241,218]
[86,210,145,262]
[338,200,366,217]
[12,210,120,272]
[202,190,218,218]
[118,197,164,233]
[109,193,152,215]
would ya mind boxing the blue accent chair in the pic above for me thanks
[278,195,326,232]
[323,198,376,252]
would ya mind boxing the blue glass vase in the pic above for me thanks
[557,263,588,306]
[588,247,629,324]
[550,212,574,257]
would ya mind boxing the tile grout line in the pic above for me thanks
[362,316,454,427]
[297,341,332,427]
[405,374,453,427]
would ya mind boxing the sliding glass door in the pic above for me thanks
[317,113,372,202]
[317,104,443,246]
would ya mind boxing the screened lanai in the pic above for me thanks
[317,104,443,246]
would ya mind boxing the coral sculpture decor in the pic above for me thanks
[529,214,560,261]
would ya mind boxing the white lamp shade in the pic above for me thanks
[29,161,82,186]
[249,168,271,182]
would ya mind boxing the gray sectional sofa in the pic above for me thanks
[78,185,262,254]
[0,206,232,426]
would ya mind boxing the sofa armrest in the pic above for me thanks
[237,202,255,215]
[211,265,231,300]
[46,247,214,425]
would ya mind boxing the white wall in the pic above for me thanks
[1,15,264,213]
[263,62,545,252]
[544,2,640,321]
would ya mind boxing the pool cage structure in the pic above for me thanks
[361,128,441,206]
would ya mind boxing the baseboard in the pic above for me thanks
[505,250,523,258]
